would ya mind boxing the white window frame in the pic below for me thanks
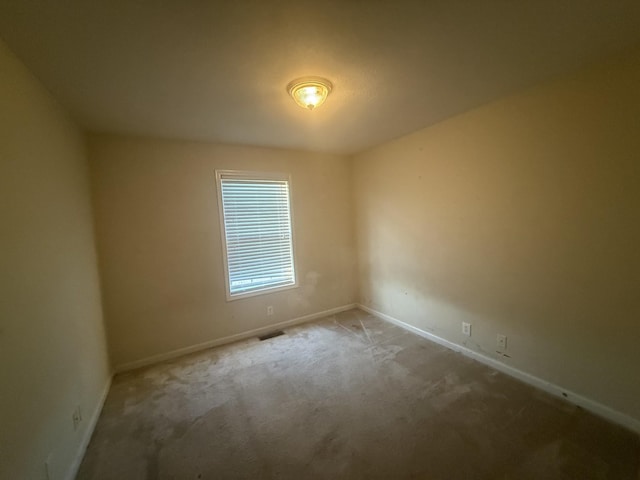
[215,170,298,301]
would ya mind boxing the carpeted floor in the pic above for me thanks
[76,309,640,479]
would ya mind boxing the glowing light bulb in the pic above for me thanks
[287,77,332,110]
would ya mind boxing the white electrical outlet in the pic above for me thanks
[462,322,471,336]
[267,306,274,316]
[497,334,507,350]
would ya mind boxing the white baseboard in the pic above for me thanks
[65,374,113,480]
[357,304,640,434]
[115,304,357,373]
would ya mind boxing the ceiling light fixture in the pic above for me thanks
[287,77,333,110]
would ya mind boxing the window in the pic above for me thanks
[216,170,297,300]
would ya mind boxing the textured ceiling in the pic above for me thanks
[1,1,640,154]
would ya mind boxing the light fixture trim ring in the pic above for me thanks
[286,76,333,110]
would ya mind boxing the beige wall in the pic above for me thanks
[353,48,640,423]
[89,135,357,369]
[0,41,111,479]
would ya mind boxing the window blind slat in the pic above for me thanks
[226,243,291,254]
[227,252,292,266]
[226,239,292,251]
[229,268,293,282]
[228,257,293,269]
[225,223,289,229]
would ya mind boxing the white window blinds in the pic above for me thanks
[216,171,296,298]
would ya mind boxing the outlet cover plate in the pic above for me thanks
[462,322,471,336]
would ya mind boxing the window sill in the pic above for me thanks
[225,282,299,302]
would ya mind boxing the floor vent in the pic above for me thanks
[258,330,285,341]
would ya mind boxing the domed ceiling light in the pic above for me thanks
[287,77,333,110]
